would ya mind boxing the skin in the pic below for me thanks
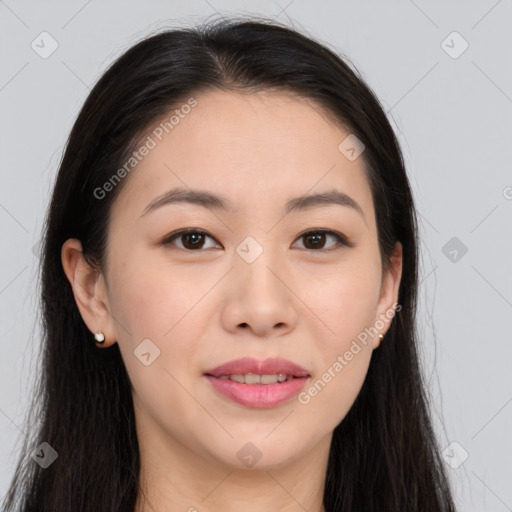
[62,90,402,512]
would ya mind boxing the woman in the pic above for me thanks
[2,16,457,511]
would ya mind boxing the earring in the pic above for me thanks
[94,331,105,344]
[379,333,384,341]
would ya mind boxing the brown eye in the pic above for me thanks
[293,230,352,251]
[163,229,220,251]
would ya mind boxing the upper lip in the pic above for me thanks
[205,357,310,378]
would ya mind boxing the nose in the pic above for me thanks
[220,253,299,338]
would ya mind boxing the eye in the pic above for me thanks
[293,229,353,252]
[162,229,220,251]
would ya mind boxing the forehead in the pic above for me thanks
[113,89,375,223]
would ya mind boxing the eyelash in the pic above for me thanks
[161,228,354,253]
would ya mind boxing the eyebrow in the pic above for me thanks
[140,187,365,221]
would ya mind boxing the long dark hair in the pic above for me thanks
[2,16,456,511]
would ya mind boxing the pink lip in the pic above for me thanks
[204,357,311,408]
[205,376,309,408]
[204,357,310,378]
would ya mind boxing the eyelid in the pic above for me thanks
[161,228,354,251]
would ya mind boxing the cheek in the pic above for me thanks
[304,260,381,350]
[106,252,213,396]
[108,257,207,417]
[295,272,378,427]
[334,277,379,333]
[295,257,380,415]
[108,249,204,340]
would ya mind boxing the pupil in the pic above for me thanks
[184,233,203,249]
[306,233,325,249]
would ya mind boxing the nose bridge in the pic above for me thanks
[220,233,297,335]
[234,233,287,298]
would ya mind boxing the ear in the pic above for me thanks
[61,238,117,347]
[373,241,403,349]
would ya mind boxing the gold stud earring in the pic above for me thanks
[379,333,384,341]
[94,331,105,344]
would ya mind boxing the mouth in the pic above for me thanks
[204,373,310,408]
[205,373,305,384]
[203,356,311,408]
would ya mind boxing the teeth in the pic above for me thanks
[245,373,261,384]
[217,373,294,384]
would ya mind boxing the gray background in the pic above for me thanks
[1,1,511,510]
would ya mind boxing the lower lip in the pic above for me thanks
[205,375,309,408]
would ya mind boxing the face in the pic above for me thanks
[68,90,402,471]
